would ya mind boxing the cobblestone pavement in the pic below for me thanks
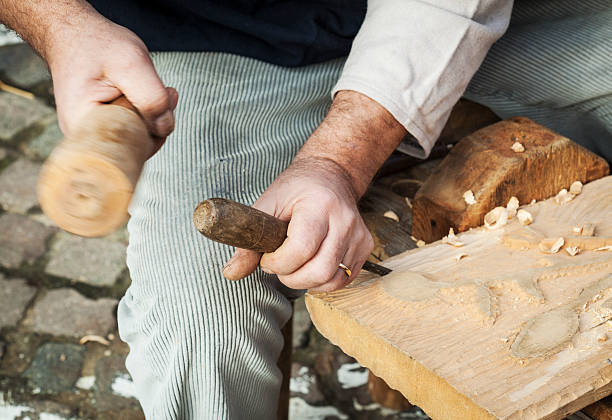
[0,42,429,419]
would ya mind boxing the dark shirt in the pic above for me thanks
[88,0,367,67]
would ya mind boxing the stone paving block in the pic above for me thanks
[23,342,84,393]
[25,288,117,338]
[0,274,36,328]
[0,158,41,213]
[22,116,62,161]
[0,213,56,268]
[94,356,141,411]
[0,91,53,143]
[293,296,312,349]
[0,43,51,96]
[45,232,127,287]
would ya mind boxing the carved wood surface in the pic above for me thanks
[306,176,612,420]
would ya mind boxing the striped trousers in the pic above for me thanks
[117,1,612,419]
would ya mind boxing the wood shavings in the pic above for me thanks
[516,209,533,225]
[416,240,425,247]
[463,190,476,205]
[0,80,36,99]
[454,253,468,262]
[79,335,111,346]
[569,181,583,195]
[572,226,583,235]
[484,207,508,230]
[511,142,525,153]
[530,199,536,205]
[538,237,565,254]
[598,334,608,343]
[595,245,612,252]
[565,246,580,256]
[383,210,399,222]
[442,228,465,247]
[405,197,412,209]
[554,188,573,205]
[506,197,519,219]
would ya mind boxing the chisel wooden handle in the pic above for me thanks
[193,198,392,276]
[193,198,288,253]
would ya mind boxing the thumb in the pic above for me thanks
[222,248,262,281]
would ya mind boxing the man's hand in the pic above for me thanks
[223,90,407,292]
[1,1,177,152]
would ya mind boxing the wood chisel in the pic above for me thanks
[193,198,392,276]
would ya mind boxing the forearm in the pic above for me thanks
[0,0,100,62]
[294,90,407,199]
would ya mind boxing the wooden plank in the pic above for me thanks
[412,117,609,243]
[306,176,612,420]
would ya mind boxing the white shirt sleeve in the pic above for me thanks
[332,0,514,157]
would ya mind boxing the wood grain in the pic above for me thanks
[306,176,612,420]
[37,104,152,237]
[412,117,609,243]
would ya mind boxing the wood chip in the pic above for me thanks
[572,226,582,235]
[569,181,583,195]
[507,197,519,219]
[383,210,399,222]
[595,245,612,252]
[454,253,468,262]
[582,223,595,237]
[554,188,573,205]
[0,80,35,100]
[79,335,111,346]
[511,142,525,153]
[516,209,533,225]
[565,246,580,256]
[538,237,565,254]
[442,228,465,247]
[463,190,476,205]
[416,240,425,247]
[484,207,508,230]
[405,197,413,209]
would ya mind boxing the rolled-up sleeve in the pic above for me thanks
[333,0,513,157]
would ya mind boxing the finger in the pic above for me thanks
[148,87,180,158]
[222,248,262,281]
[260,207,328,275]
[308,224,374,293]
[167,87,179,110]
[309,269,349,293]
[277,227,347,290]
[108,51,174,138]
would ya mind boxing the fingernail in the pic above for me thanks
[154,110,174,135]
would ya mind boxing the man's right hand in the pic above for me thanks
[6,1,178,151]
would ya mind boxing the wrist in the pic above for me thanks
[297,90,407,198]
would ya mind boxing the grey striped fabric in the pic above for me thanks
[466,0,612,161]
[118,53,345,419]
[118,2,611,419]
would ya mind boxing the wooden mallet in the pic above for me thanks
[37,97,157,237]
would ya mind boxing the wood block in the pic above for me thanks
[306,176,612,420]
[583,395,612,420]
[412,117,609,243]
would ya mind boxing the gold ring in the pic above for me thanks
[338,263,351,277]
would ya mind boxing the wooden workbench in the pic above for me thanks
[307,176,612,420]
